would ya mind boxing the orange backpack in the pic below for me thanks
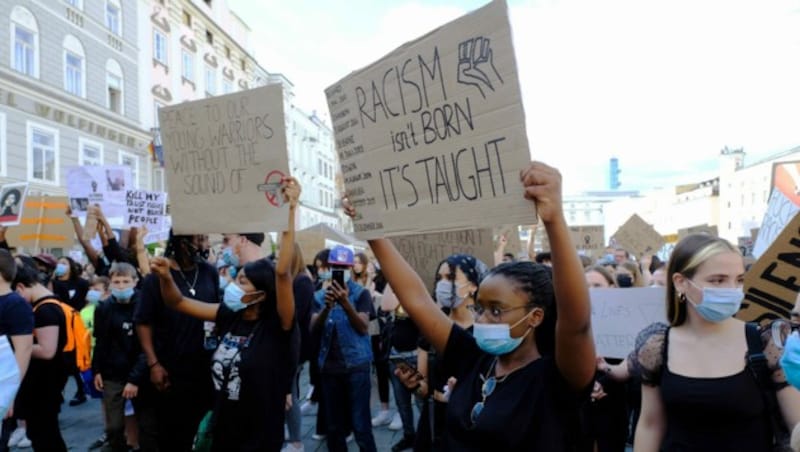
[33,298,91,372]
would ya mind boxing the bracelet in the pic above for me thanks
[148,361,160,369]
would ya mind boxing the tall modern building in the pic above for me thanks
[0,0,150,194]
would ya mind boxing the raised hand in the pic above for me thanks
[281,177,301,208]
[520,162,563,224]
[457,36,504,99]
[150,257,172,278]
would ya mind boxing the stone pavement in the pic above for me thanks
[9,368,408,451]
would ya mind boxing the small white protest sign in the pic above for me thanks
[591,287,665,359]
[67,166,132,218]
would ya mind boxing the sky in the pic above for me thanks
[228,0,800,195]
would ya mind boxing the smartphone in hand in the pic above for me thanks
[332,269,345,288]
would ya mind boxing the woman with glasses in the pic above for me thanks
[344,162,596,450]
[631,234,800,452]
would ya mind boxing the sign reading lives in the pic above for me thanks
[326,0,536,239]
[159,85,290,234]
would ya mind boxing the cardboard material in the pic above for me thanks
[295,223,365,266]
[739,212,800,325]
[591,287,665,358]
[611,214,665,257]
[677,224,719,240]
[494,225,521,258]
[326,0,536,239]
[159,85,290,234]
[0,183,29,226]
[6,197,75,250]
[67,165,132,218]
[570,225,605,255]
[390,229,494,291]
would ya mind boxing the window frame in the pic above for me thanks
[66,0,83,9]
[11,23,38,78]
[78,137,104,166]
[205,65,216,95]
[105,0,122,36]
[0,112,6,176]
[26,121,60,185]
[106,59,125,115]
[118,150,140,189]
[181,49,194,81]
[153,29,168,65]
[64,50,85,97]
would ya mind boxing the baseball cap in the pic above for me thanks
[328,245,354,267]
[33,253,57,269]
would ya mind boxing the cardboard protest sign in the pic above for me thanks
[611,214,665,257]
[570,225,604,255]
[159,85,290,234]
[326,0,536,239]
[296,223,363,266]
[739,212,800,325]
[0,183,29,226]
[67,165,132,218]
[390,229,494,290]
[753,186,800,259]
[6,197,75,249]
[677,224,719,240]
[591,287,665,358]
[494,225,521,258]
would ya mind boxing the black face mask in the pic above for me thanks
[616,274,633,288]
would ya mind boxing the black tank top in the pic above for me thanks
[659,327,771,452]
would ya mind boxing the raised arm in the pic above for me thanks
[275,178,300,331]
[67,205,100,267]
[149,257,218,322]
[521,162,595,390]
[133,227,151,276]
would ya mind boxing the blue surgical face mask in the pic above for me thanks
[112,287,134,303]
[780,332,800,390]
[86,289,102,304]
[222,248,240,268]
[686,279,744,323]
[318,270,332,282]
[435,280,454,308]
[54,263,68,277]
[343,269,351,283]
[223,283,263,312]
[473,313,533,356]
[219,276,230,290]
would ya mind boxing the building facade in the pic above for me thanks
[0,0,149,196]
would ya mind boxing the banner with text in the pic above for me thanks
[6,196,75,249]
[611,214,665,257]
[125,190,168,245]
[739,212,800,325]
[591,287,665,358]
[326,0,536,239]
[159,85,290,234]
[67,165,132,218]
[570,225,605,256]
[390,229,494,291]
[0,183,29,226]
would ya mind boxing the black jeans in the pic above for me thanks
[138,379,211,452]
[26,402,67,452]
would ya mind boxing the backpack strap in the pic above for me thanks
[32,297,62,312]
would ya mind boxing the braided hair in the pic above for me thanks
[481,261,557,356]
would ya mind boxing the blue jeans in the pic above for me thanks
[321,369,377,452]
[285,365,302,443]
[389,358,418,438]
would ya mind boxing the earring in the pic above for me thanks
[679,293,687,303]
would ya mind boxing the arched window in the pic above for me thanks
[10,6,39,77]
[63,35,86,97]
[106,59,124,114]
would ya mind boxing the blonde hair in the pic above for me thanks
[620,261,645,287]
[666,235,738,326]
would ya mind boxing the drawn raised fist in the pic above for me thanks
[457,36,504,99]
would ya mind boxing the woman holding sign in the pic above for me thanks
[631,234,800,451]
[148,177,300,452]
[344,161,596,450]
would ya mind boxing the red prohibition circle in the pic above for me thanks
[264,170,286,207]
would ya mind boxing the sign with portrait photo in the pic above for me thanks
[66,165,132,218]
[0,183,29,226]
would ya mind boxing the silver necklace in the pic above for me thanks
[176,267,199,296]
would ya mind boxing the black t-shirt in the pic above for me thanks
[134,262,219,382]
[293,274,315,364]
[211,302,299,451]
[442,325,588,452]
[391,313,420,353]
[53,277,90,311]
[0,292,33,336]
[16,297,67,414]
